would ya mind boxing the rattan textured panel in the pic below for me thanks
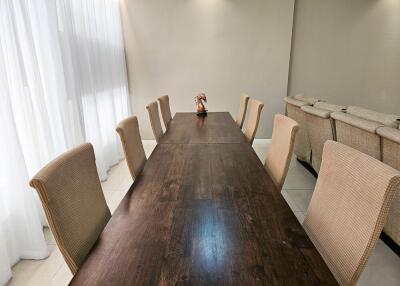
[305,113,335,172]
[381,138,400,245]
[335,121,381,160]
[287,104,311,162]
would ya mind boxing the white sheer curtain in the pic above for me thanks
[0,0,130,284]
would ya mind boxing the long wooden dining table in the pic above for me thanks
[70,112,338,285]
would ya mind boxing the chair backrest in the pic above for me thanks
[158,95,172,130]
[146,101,164,143]
[116,116,147,180]
[29,143,111,274]
[243,98,264,144]
[303,141,400,286]
[264,114,299,191]
[235,94,249,129]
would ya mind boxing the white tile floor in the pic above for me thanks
[7,140,400,286]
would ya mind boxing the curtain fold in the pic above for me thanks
[0,0,130,284]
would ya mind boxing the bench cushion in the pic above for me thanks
[377,127,400,144]
[331,112,383,133]
[347,106,400,128]
[284,97,310,108]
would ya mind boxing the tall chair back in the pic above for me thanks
[116,116,147,179]
[264,114,299,191]
[243,98,264,144]
[30,143,111,274]
[236,94,249,129]
[158,95,172,130]
[303,141,400,286]
[146,101,164,143]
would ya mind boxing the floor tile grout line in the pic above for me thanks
[46,262,66,286]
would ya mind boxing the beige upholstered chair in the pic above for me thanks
[146,101,164,143]
[303,141,400,286]
[301,102,346,172]
[377,126,400,246]
[284,95,319,163]
[235,94,250,129]
[116,116,147,180]
[158,95,172,130]
[243,98,264,144]
[264,114,299,191]
[332,106,399,160]
[29,143,111,274]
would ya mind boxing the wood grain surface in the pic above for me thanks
[159,113,248,144]
[70,113,337,286]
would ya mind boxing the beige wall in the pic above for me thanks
[288,0,400,115]
[120,0,295,139]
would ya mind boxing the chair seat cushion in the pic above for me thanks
[293,94,320,105]
[332,111,383,133]
[314,102,347,113]
[347,106,400,128]
[284,97,310,107]
[301,106,332,119]
[377,127,400,144]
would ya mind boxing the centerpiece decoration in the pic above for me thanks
[195,93,207,116]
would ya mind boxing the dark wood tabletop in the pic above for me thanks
[70,112,338,286]
[159,112,248,144]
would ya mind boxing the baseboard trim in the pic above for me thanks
[143,139,272,145]
[380,232,400,257]
[296,159,318,178]
[253,139,272,145]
